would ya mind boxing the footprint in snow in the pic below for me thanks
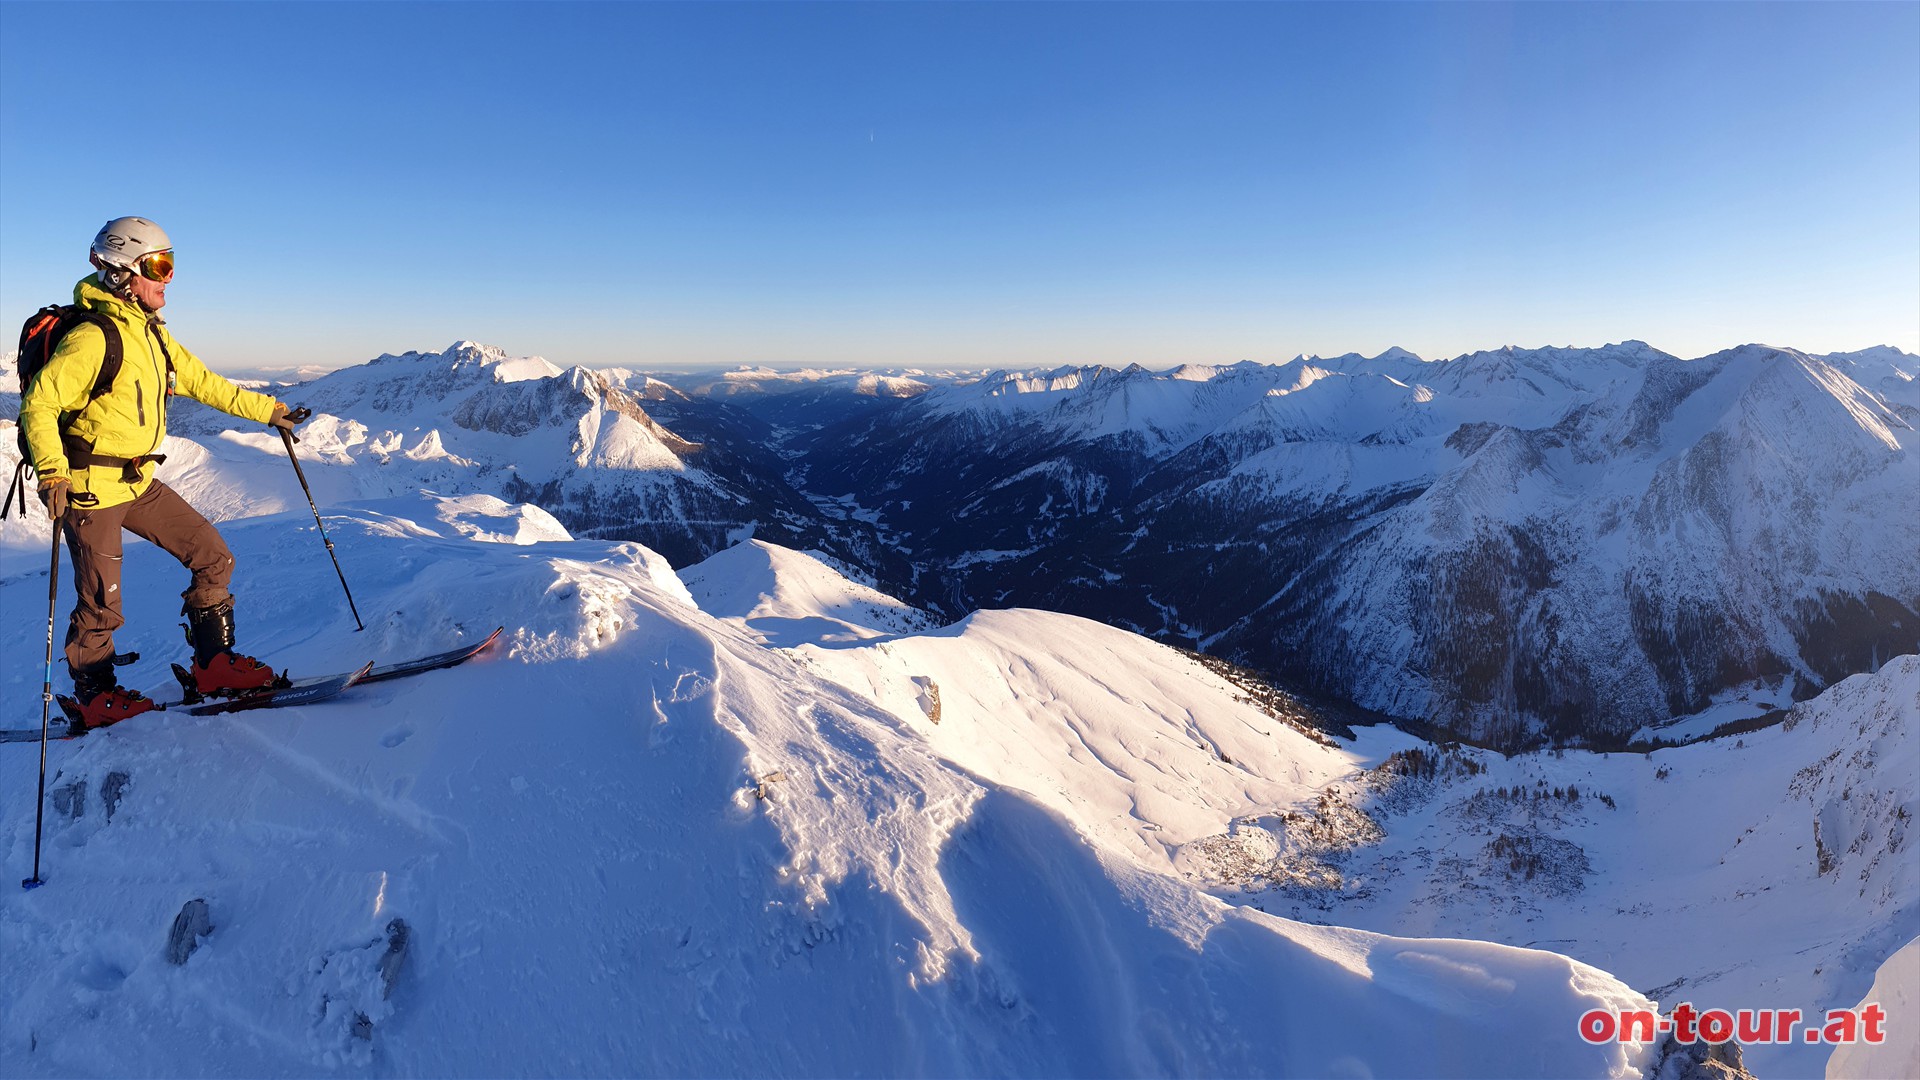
[74,954,131,992]
[306,918,411,1065]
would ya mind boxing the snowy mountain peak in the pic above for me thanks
[1820,344,1919,370]
[1372,345,1426,363]
[444,339,507,363]
[1682,344,1911,447]
[366,341,563,385]
[1818,346,1920,414]
[1167,361,1260,382]
[996,364,1104,395]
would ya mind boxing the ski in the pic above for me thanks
[6,663,369,739]
[0,627,502,743]
[361,626,503,685]
[0,719,81,745]
[183,661,373,716]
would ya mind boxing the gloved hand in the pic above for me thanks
[37,477,69,521]
[269,403,312,433]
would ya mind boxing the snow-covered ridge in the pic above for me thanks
[0,499,1660,1077]
[364,340,562,384]
[681,539,937,646]
[658,365,988,401]
[903,342,1693,454]
[1828,935,1919,1079]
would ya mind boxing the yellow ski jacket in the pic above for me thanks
[20,275,280,508]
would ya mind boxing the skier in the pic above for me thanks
[19,217,305,728]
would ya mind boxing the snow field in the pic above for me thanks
[693,534,1918,1078]
[3,493,1658,1077]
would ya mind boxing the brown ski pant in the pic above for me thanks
[62,479,235,675]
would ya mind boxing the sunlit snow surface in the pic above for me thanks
[0,494,1668,1078]
[1828,934,1919,1079]
[718,540,1917,1079]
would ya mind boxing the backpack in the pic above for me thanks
[3,305,124,519]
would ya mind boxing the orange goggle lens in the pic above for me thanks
[136,249,174,283]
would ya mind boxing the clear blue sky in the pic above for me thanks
[2,1,1914,372]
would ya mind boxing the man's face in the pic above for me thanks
[129,268,167,312]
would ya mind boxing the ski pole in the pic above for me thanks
[23,511,61,890]
[279,413,364,632]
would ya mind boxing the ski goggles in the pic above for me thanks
[135,249,174,283]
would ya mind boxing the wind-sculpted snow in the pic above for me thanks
[1827,934,1919,1079]
[762,541,1917,1078]
[708,542,1915,1079]
[1,500,1658,1077]
[680,539,937,647]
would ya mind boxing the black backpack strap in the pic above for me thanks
[60,434,166,484]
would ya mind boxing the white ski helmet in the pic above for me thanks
[90,216,172,272]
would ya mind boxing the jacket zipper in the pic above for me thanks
[137,380,145,426]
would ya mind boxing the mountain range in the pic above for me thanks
[790,341,1919,748]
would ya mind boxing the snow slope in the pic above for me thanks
[680,539,936,647]
[1827,934,1918,1079]
[1,495,1656,1078]
[702,546,1919,1079]
[1319,655,1918,1079]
